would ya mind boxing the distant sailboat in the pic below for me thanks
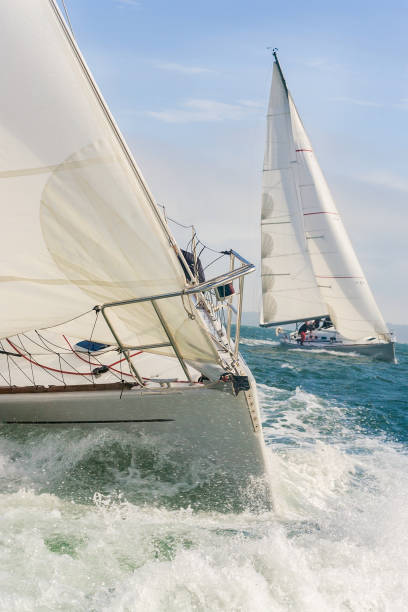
[260,51,395,362]
[0,0,273,506]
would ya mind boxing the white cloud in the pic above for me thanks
[237,99,264,108]
[330,96,382,108]
[115,0,140,6]
[155,62,214,75]
[301,58,346,73]
[357,172,408,193]
[332,96,408,111]
[147,98,261,123]
[394,98,408,111]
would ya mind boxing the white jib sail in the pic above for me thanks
[0,0,218,363]
[289,94,390,342]
[261,62,327,326]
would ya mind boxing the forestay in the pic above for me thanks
[261,57,390,342]
[0,0,217,363]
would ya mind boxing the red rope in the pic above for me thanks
[7,339,94,376]
[5,338,199,385]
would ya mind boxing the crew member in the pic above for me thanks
[321,316,333,329]
[298,321,310,345]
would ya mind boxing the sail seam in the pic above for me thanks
[315,275,364,279]
[304,211,339,216]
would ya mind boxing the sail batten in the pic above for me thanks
[261,56,389,342]
[0,0,218,363]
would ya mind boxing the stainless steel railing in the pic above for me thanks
[98,250,254,385]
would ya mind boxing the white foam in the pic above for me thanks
[239,338,279,347]
[0,382,407,610]
[291,347,360,358]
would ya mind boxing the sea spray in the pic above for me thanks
[0,327,407,610]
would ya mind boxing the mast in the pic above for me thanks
[260,50,327,327]
[261,49,390,341]
[271,48,288,95]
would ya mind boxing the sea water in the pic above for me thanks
[0,327,407,611]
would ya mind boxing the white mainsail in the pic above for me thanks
[0,0,217,362]
[261,55,390,342]
[260,62,327,326]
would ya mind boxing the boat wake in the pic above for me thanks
[1,380,407,610]
[239,338,280,347]
[290,347,361,358]
[0,425,267,514]
[258,380,408,609]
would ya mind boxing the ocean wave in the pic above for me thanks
[290,347,361,358]
[1,435,408,612]
[239,338,279,347]
[0,335,406,610]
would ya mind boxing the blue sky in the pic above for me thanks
[59,0,407,324]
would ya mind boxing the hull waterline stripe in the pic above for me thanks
[4,418,175,424]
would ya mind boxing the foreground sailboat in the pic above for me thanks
[260,51,395,362]
[0,0,272,506]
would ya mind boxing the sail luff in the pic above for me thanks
[48,0,178,259]
[260,59,327,326]
[272,50,288,95]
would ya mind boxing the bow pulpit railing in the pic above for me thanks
[98,250,255,385]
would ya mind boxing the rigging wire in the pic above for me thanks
[58,353,66,386]
[7,355,35,386]
[62,335,142,378]
[28,330,113,356]
[0,368,11,388]
[197,239,224,255]
[0,341,12,387]
[88,309,100,384]
[6,339,93,382]
[60,0,75,38]
[3,336,198,385]
[5,345,12,387]
[36,308,95,332]
[157,204,194,230]
[18,334,37,386]
[203,253,226,272]
[156,204,225,255]
[89,309,99,343]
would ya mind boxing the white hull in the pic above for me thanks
[0,271,274,509]
[280,339,396,362]
[0,377,273,509]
